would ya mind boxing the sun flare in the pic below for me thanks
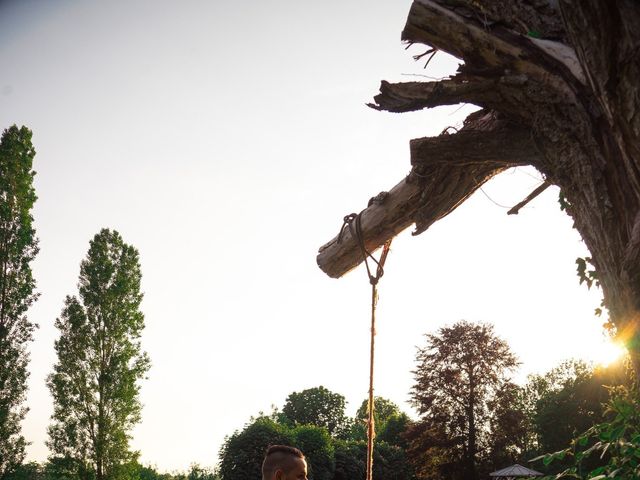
[592,339,627,367]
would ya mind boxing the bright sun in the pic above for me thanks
[592,339,627,367]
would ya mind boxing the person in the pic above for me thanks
[261,445,308,480]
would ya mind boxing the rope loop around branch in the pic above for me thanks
[338,212,390,286]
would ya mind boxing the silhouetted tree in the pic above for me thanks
[409,321,518,480]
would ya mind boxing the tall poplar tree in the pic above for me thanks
[0,126,39,479]
[47,229,150,480]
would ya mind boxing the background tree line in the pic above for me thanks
[2,462,218,480]
[214,321,632,480]
[217,386,412,480]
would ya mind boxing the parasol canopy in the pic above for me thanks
[489,464,544,478]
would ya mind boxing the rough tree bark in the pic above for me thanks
[316,0,640,379]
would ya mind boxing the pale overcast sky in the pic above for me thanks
[0,0,617,472]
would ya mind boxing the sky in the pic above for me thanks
[0,0,622,473]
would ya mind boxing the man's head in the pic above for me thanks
[261,445,307,480]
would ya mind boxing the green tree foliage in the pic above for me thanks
[332,441,365,480]
[355,397,400,427]
[373,443,414,480]
[47,229,150,480]
[535,385,640,479]
[408,320,519,480]
[294,426,334,480]
[218,418,336,480]
[138,465,172,480]
[331,440,413,480]
[377,413,410,448]
[525,359,629,455]
[485,382,531,469]
[138,464,218,480]
[218,417,294,480]
[0,125,39,479]
[4,461,220,480]
[218,401,414,480]
[281,386,348,437]
[2,462,41,480]
[522,357,632,477]
[184,464,218,480]
[43,456,91,480]
[350,397,410,448]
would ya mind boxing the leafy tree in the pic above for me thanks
[377,413,410,449]
[332,440,414,480]
[185,464,218,480]
[485,382,530,470]
[373,442,414,480]
[332,441,365,480]
[409,320,519,480]
[0,126,39,479]
[404,417,459,480]
[138,465,169,480]
[293,426,334,480]
[523,358,629,456]
[535,384,640,479]
[350,398,411,448]
[218,417,336,480]
[281,386,348,437]
[44,456,91,480]
[218,417,294,480]
[355,397,401,428]
[131,463,217,480]
[47,229,150,480]
[2,462,41,480]
[518,356,632,479]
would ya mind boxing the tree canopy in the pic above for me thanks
[351,398,410,448]
[281,386,348,437]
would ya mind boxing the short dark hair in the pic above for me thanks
[262,445,305,479]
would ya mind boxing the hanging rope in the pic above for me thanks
[339,212,393,480]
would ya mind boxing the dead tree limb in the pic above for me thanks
[507,182,551,215]
[317,177,422,279]
[368,78,500,113]
[317,111,530,276]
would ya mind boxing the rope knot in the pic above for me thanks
[337,211,390,284]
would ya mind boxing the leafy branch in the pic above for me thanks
[532,386,640,480]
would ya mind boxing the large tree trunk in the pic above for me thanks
[316,0,640,380]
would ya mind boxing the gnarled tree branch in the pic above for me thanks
[368,78,500,113]
[410,122,538,168]
[317,111,535,276]
[403,0,584,90]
